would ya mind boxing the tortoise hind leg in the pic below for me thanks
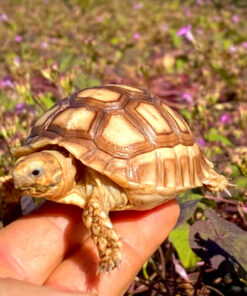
[202,171,234,196]
[82,189,123,272]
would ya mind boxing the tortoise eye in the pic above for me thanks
[31,167,43,178]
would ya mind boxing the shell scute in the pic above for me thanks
[29,99,70,139]
[161,103,193,142]
[78,88,121,102]
[52,107,96,132]
[129,151,157,186]
[95,113,152,158]
[136,103,172,134]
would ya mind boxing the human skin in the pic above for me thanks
[0,199,179,296]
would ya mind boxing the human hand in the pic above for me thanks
[0,199,179,296]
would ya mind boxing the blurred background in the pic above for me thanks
[0,0,247,295]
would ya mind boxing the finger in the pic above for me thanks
[0,278,95,296]
[45,200,179,296]
[0,202,89,284]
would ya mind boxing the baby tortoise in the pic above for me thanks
[0,84,231,272]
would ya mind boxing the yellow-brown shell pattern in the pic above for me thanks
[18,85,212,192]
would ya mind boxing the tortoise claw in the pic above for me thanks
[223,188,232,197]
[203,173,233,196]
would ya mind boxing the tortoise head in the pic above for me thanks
[13,150,76,199]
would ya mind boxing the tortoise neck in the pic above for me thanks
[43,150,77,198]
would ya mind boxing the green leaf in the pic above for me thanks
[73,75,101,89]
[212,64,232,84]
[169,223,200,269]
[180,108,192,121]
[206,127,233,146]
[176,192,202,226]
[169,28,181,48]
[235,176,247,189]
[178,191,203,203]
[175,58,186,71]
[212,145,223,155]
[110,37,119,45]
[168,0,180,10]
[228,164,241,178]
[0,91,16,110]
[57,50,75,72]
[223,39,232,50]
[40,93,55,109]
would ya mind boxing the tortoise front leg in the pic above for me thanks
[82,190,122,272]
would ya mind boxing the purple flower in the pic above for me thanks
[220,114,230,124]
[197,28,204,35]
[232,15,239,23]
[177,24,195,42]
[15,102,26,114]
[15,35,23,42]
[14,57,20,66]
[0,76,14,88]
[229,45,237,52]
[181,7,191,17]
[40,41,48,49]
[133,32,141,40]
[0,13,8,21]
[181,92,192,102]
[242,42,247,49]
[177,24,191,36]
[16,102,25,109]
[133,2,143,9]
[162,24,169,32]
[95,16,104,23]
[196,137,206,147]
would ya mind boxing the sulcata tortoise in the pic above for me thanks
[1,84,230,272]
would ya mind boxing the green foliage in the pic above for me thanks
[73,75,101,89]
[170,223,200,269]
[39,93,56,109]
[169,28,182,48]
[235,176,247,190]
[206,127,233,146]
[58,50,77,72]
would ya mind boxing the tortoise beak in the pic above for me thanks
[13,171,48,196]
[13,171,33,190]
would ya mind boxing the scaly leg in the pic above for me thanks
[82,190,122,272]
[203,171,234,196]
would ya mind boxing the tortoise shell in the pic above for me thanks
[13,84,213,195]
